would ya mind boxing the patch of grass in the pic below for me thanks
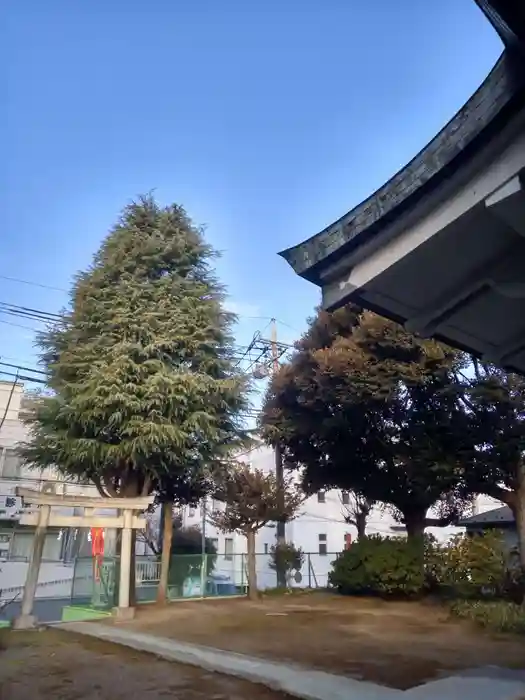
[449,599,525,634]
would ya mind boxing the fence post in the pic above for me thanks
[308,553,312,588]
[71,555,78,603]
[200,553,206,598]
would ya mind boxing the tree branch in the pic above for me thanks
[92,475,109,498]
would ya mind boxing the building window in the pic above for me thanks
[1,449,21,478]
[341,491,350,505]
[317,491,326,503]
[318,533,327,556]
[209,537,219,552]
[264,543,269,554]
[224,537,234,561]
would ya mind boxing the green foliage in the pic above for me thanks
[20,196,249,501]
[261,307,472,540]
[426,531,524,603]
[268,542,305,585]
[461,365,525,571]
[449,599,525,634]
[329,535,424,597]
[167,526,217,592]
[428,532,507,597]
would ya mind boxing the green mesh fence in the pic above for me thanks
[70,551,336,609]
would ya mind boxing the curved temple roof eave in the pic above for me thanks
[281,39,525,287]
[279,52,523,281]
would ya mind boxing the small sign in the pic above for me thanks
[0,495,22,511]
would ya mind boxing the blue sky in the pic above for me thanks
[2,0,502,382]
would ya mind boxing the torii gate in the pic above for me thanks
[13,487,154,629]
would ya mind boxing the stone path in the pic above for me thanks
[59,622,525,700]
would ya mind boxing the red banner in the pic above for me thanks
[91,527,104,557]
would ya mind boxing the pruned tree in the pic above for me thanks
[340,492,374,540]
[268,542,305,588]
[209,465,303,599]
[261,307,472,544]
[20,195,249,604]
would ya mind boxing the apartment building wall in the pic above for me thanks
[183,444,503,566]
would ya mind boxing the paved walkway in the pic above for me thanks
[59,622,525,700]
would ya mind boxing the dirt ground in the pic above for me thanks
[0,629,292,700]
[121,592,525,690]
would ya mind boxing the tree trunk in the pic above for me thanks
[356,512,367,540]
[403,510,427,591]
[504,473,525,606]
[515,484,525,573]
[246,531,258,601]
[403,512,426,542]
[158,502,166,556]
[157,501,173,605]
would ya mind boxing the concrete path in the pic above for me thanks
[59,622,525,700]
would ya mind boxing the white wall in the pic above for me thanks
[181,444,504,589]
[0,382,24,423]
[0,561,74,599]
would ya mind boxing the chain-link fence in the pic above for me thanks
[70,551,339,609]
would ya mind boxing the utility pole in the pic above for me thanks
[270,319,287,587]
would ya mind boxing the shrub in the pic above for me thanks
[449,599,525,634]
[269,542,305,587]
[423,533,442,592]
[166,526,218,592]
[430,531,508,598]
[329,535,424,597]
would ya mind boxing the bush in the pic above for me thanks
[428,531,508,598]
[268,542,305,587]
[166,526,218,591]
[449,599,525,634]
[329,535,424,597]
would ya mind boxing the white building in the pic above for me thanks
[181,443,502,589]
[0,380,107,595]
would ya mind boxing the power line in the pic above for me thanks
[0,276,301,337]
[0,301,62,321]
[0,369,46,385]
[275,319,301,334]
[0,361,46,376]
[232,332,260,369]
[0,274,67,293]
[0,318,39,332]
